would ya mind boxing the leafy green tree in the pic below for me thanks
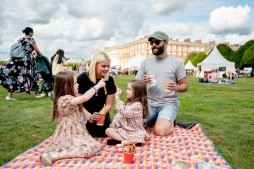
[192,52,207,67]
[230,40,254,68]
[184,52,197,65]
[241,44,254,68]
[217,44,235,61]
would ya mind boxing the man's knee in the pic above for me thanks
[154,122,174,136]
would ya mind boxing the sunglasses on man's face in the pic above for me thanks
[149,39,161,46]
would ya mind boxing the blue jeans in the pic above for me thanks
[146,103,179,126]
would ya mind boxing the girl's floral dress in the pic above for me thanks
[43,95,102,158]
[0,37,39,93]
[110,99,148,143]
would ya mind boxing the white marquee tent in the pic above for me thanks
[185,60,197,71]
[122,54,145,70]
[197,47,235,77]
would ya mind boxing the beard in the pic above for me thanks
[152,44,164,56]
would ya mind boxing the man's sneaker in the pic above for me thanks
[35,93,45,99]
[5,96,17,100]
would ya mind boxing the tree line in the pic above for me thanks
[184,40,254,69]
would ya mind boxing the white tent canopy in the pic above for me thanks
[185,60,197,70]
[122,54,145,70]
[197,47,235,77]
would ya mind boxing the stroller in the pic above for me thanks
[36,56,54,93]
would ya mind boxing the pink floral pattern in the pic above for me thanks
[43,95,101,158]
[110,99,148,143]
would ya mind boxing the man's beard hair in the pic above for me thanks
[152,44,164,56]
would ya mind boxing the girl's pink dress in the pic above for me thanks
[110,99,148,143]
[43,95,101,158]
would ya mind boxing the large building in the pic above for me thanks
[93,35,216,69]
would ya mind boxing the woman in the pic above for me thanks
[0,27,45,100]
[77,52,116,137]
[51,49,68,76]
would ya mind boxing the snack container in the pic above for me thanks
[123,152,134,164]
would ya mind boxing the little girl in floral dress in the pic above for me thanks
[40,71,105,166]
[105,79,149,146]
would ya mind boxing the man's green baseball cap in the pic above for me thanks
[148,31,169,42]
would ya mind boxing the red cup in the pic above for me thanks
[96,113,106,126]
[123,152,134,164]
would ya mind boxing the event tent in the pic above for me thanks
[122,54,145,70]
[185,60,197,71]
[197,47,235,77]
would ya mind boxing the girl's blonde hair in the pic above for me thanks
[126,80,148,119]
[52,71,82,121]
[88,52,111,84]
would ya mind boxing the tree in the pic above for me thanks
[217,44,235,61]
[241,44,254,68]
[191,52,207,67]
[184,52,197,65]
[230,40,254,68]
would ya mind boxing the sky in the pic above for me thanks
[0,0,253,61]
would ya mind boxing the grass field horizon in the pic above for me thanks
[0,75,253,168]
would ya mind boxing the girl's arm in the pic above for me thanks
[82,107,93,122]
[116,100,143,118]
[71,79,105,105]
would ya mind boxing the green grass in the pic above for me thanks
[0,75,254,169]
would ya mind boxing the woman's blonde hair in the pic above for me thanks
[88,52,111,84]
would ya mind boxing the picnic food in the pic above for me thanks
[124,144,136,153]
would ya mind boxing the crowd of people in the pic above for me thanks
[0,29,189,166]
[202,69,236,84]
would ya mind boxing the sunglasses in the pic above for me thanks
[149,40,161,46]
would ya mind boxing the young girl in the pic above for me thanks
[105,79,149,146]
[40,71,105,166]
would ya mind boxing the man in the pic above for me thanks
[136,31,188,136]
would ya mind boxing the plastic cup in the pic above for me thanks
[116,144,123,153]
[123,152,134,163]
[164,80,174,92]
[147,74,156,86]
[96,113,106,126]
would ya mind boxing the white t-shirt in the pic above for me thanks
[136,54,186,106]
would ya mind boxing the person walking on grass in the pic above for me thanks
[40,71,105,166]
[51,49,68,76]
[0,27,45,100]
[106,80,149,146]
[136,31,188,136]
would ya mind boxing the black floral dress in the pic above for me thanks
[0,37,39,93]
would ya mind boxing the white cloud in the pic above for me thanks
[0,0,253,61]
[147,0,196,15]
[209,5,252,35]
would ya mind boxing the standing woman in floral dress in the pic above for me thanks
[0,27,45,100]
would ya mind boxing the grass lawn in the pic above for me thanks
[0,75,254,168]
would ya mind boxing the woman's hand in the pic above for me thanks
[90,112,101,122]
